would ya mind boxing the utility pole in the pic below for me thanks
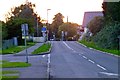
[67,16,68,23]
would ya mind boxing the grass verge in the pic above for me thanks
[32,42,51,54]
[78,40,119,56]
[0,60,31,68]
[2,70,19,75]
[1,41,36,55]
[2,76,19,80]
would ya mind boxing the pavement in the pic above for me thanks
[1,43,50,79]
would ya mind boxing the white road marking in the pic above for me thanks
[47,54,50,78]
[63,41,73,50]
[97,64,107,70]
[42,55,45,58]
[48,54,50,64]
[83,56,87,59]
[99,72,118,76]
[88,59,95,64]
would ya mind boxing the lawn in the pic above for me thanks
[1,41,36,55]
[1,70,19,80]
[0,60,31,68]
[32,43,51,54]
[0,60,31,80]
[78,40,119,56]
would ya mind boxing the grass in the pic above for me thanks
[0,70,19,80]
[32,43,51,54]
[1,76,19,80]
[2,70,19,75]
[0,60,31,68]
[78,40,119,56]
[1,41,36,55]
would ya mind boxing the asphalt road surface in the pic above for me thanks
[49,41,119,79]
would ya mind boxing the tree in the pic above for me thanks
[0,21,8,40]
[58,22,79,40]
[92,2,120,49]
[87,16,104,36]
[102,2,120,22]
[94,22,120,49]
[5,2,43,44]
[51,13,64,38]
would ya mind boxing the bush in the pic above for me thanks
[93,22,120,49]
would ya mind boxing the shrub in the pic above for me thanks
[93,22,120,49]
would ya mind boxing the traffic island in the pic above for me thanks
[32,42,52,55]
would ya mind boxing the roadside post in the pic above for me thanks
[41,26,47,42]
[21,24,29,63]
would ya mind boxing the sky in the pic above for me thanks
[0,0,103,25]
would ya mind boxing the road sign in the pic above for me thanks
[21,24,29,36]
[21,24,29,63]
[41,27,47,32]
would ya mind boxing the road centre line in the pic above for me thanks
[97,64,107,71]
[63,41,107,71]
[82,56,87,59]
[88,59,95,64]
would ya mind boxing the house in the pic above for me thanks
[79,11,103,40]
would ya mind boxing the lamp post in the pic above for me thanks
[47,9,51,41]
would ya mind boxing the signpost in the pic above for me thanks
[21,24,29,63]
[41,26,47,41]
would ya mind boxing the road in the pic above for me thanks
[49,41,119,79]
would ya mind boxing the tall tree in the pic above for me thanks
[51,13,64,38]
[102,2,120,22]
[0,21,8,40]
[5,2,43,44]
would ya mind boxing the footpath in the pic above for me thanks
[2,43,49,79]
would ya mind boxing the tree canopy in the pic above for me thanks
[87,16,104,36]
[58,22,79,40]
[4,2,43,44]
[51,13,64,38]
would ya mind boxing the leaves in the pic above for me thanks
[87,16,104,36]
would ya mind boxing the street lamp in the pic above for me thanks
[47,9,51,41]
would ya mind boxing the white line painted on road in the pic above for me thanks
[47,54,50,78]
[99,72,118,76]
[88,59,95,64]
[63,41,73,50]
[48,54,50,64]
[83,56,87,59]
[97,64,107,71]
[42,55,45,58]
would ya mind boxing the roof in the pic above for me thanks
[82,11,103,27]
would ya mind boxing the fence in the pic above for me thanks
[2,37,18,50]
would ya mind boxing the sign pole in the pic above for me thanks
[21,24,29,63]
[25,29,28,63]
[25,24,28,63]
